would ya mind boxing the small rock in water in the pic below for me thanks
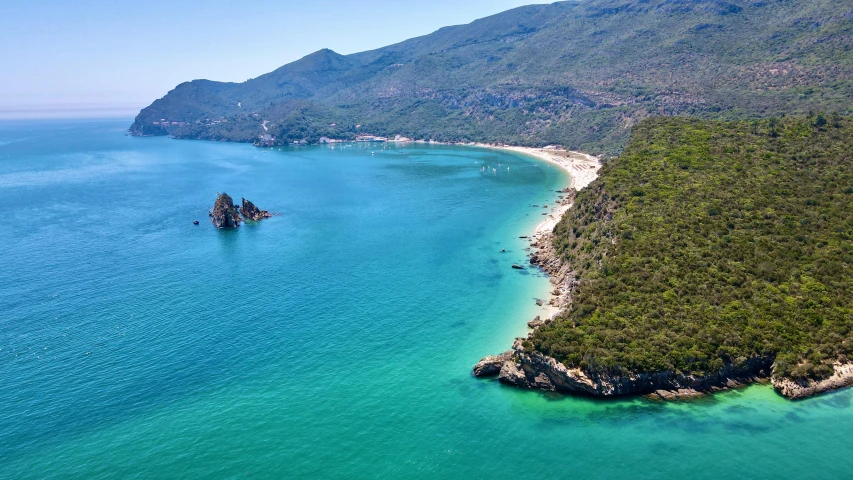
[241,198,273,221]
[527,316,544,329]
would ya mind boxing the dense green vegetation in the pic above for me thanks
[132,0,853,155]
[532,115,853,381]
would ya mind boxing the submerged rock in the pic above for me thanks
[241,198,272,221]
[649,388,704,400]
[210,193,242,229]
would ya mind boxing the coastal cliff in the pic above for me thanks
[480,338,853,400]
[485,338,774,399]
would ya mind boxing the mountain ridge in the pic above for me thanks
[131,0,853,154]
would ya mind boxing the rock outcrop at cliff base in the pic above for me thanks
[473,352,513,377]
[210,193,242,229]
[476,338,774,398]
[772,363,853,399]
[475,340,853,400]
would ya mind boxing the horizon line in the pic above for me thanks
[0,105,141,121]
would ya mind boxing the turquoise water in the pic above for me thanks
[1,119,852,479]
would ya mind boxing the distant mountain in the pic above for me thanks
[131,0,853,154]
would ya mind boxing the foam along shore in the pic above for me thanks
[476,145,601,321]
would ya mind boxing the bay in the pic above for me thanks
[1,120,850,479]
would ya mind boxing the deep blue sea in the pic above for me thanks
[2,119,852,479]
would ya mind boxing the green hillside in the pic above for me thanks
[131,0,853,155]
[532,115,853,381]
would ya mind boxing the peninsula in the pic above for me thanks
[477,115,853,400]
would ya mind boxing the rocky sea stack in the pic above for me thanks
[241,198,272,221]
[209,193,273,228]
[209,193,243,229]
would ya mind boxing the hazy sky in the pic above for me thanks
[1,0,550,118]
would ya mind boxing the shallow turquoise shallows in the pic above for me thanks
[2,120,852,479]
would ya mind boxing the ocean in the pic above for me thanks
[1,119,851,479]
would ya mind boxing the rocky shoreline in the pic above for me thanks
[527,187,576,318]
[475,338,777,400]
[772,363,853,400]
[473,151,853,401]
[476,337,853,400]
[472,209,779,400]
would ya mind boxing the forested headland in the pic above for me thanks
[532,115,853,385]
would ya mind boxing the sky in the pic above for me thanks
[0,0,551,119]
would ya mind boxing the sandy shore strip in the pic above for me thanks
[479,145,600,190]
[475,144,602,321]
[474,144,600,234]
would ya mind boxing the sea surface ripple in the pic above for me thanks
[1,120,851,479]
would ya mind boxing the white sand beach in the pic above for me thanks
[476,145,601,234]
[478,145,602,321]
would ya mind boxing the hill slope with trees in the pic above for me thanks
[530,115,853,390]
[131,0,853,155]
